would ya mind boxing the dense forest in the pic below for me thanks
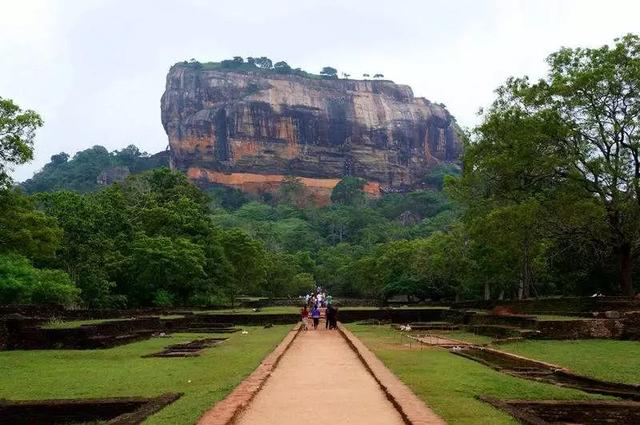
[2,143,460,307]
[1,34,639,308]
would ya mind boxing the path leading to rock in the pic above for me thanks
[234,326,405,425]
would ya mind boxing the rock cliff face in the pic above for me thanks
[161,63,462,202]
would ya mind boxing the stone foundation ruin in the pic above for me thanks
[0,393,181,425]
[479,397,640,425]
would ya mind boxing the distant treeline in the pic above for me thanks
[21,145,168,194]
[176,56,386,81]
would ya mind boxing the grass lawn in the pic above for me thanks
[41,318,135,329]
[0,325,291,424]
[348,325,606,425]
[498,339,640,384]
[427,330,495,345]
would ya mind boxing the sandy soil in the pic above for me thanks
[234,326,406,425]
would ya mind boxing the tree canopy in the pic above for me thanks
[0,97,43,188]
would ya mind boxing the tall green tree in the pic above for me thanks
[126,233,206,306]
[469,34,640,295]
[220,229,266,308]
[320,66,338,78]
[277,176,312,209]
[36,190,121,307]
[0,189,62,262]
[0,97,43,188]
[331,176,366,205]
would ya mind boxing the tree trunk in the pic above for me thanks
[619,243,634,296]
[484,282,491,301]
[517,280,524,300]
[522,234,532,299]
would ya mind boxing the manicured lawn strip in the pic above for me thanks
[42,318,135,329]
[498,339,640,385]
[0,325,291,425]
[348,325,606,425]
[534,315,586,321]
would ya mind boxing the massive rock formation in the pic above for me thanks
[161,63,462,202]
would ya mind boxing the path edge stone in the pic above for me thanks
[338,323,447,425]
[197,323,302,425]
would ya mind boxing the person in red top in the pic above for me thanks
[300,305,309,330]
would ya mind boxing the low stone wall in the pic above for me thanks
[0,321,7,350]
[0,393,181,425]
[451,296,640,314]
[452,297,600,313]
[441,309,476,324]
[623,312,640,339]
[0,306,175,321]
[202,308,448,325]
[3,308,451,349]
[341,308,447,323]
[470,314,537,328]
[0,304,67,318]
[2,315,239,350]
[250,298,383,308]
[480,398,640,425]
[466,325,526,339]
[89,317,162,334]
[4,321,157,350]
[535,319,625,339]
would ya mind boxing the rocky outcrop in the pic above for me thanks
[97,166,130,186]
[161,63,462,202]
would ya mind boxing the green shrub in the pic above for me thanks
[0,254,79,306]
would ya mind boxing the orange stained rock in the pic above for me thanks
[363,180,381,195]
[187,168,381,205]
[188,168,340,187]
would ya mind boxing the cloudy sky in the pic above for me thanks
[3,0,640,181]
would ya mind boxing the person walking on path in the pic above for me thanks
[326,304,338,329]
[300,305,309,330]
[330,306,338,329]
[325,304,333,329]
[311,304,321,329]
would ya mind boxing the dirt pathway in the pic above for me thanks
[234,326,406,425]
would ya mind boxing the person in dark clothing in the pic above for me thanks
[326,305,338,329]
[331,306,338,329]
[325,304,333,329]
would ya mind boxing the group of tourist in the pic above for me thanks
[300,287,338,330]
